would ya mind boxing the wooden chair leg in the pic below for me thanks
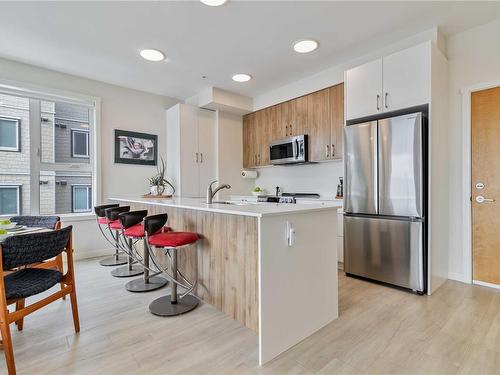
[70,290,80,333]
[14,300,25,331]
[0,317,16,375]
[57,255,66,300]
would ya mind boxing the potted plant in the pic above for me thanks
[148,157,176,196]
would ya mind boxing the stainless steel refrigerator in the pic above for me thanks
[344,111,427,293]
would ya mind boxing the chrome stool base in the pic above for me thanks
[111,264,144,277]
[125,276,168,292]
[149,295,199,316]
[99,255,127,267]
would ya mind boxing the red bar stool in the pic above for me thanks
[118,210,168,292]
[144,213,199,316]
[94,204,127,267]
[104,206,144,278]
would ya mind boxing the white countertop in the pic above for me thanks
[110,197,341,218]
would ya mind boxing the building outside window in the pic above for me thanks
[0,185,21,216]
[0,90,96,216]
[72,185,92,213]
[0,116,20,151]
[71,129,90,158]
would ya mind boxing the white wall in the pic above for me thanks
[446,18,500,282]
[0,57,178,258]
[215,111,254,199]
[255,162,343,199]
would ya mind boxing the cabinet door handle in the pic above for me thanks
[254,155,257,165]
[331,144,335,158]
[385,92,389,109]
[325,144,330,158]
[289,124,292,135]
[196,152,199,163]
[376,94,380,111]
[200,152,203,163]
[285,124,289,135]
[258,154,261,165]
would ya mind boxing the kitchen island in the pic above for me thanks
[111,197,340,364]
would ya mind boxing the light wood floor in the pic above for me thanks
[2,259,500,374]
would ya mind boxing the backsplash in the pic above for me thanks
[253,160,343,199]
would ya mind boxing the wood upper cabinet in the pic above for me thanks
[242,82,344,168]
[307,88,331,161]
[243,112,256,168]
[329,83,344,160]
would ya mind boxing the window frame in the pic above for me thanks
[71,184,92,213]
[71,128,90,159]
[0,116,21,152]
[0,184,21,217]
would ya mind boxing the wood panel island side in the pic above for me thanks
[111,197,340,364]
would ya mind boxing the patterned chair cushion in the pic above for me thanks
[4,268,63,300]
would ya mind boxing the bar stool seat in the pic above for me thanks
[98,217,115,225]
[124,224,169,239]
[108,220,122,230]
[148,232,198,248]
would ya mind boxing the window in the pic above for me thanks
[71,129,89,158]
[0,89,96,216]
[0,185,21,216]
[72,185,92,213]
[0,117,20,151]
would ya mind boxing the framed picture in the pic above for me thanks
[114,129,158,166]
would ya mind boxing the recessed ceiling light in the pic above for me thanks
[200,0,227,6]
[139,49,165,62]
[293,39,319,54]
[232,73,252,82]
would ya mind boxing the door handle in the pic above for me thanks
[476,195,495,203]
[376,94,380,111]
[258,154,261,165]
[325,144,330,158]
[196,152,199,163]
[200,152,203,163]
[289,123,292,136]
[384,92,389,109]
[331,144,335,158]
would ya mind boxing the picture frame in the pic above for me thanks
[114,129,158,166]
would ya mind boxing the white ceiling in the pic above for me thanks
[1,1,500,100]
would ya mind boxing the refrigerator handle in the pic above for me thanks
[372,121,378,214]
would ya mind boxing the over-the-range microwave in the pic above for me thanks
[269,134,308,165]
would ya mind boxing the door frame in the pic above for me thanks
[461,78,500,288]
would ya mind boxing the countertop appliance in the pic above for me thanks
[344,110,427,293]
[269,135,308,165]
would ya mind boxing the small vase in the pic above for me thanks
[150,186,159,195]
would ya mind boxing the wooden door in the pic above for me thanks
[382,43,430,113]
[307,88,331,161]
[242,113,256,168]
[472,86,500,285]
[345,58,382,120]
[329,83,344,160]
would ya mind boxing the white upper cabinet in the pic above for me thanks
[166,104,216,198]
[382,43,430,112]
[345,59,383,120]
[345,42,431,121]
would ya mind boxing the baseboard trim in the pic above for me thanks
[448,272,470,284]
[73,248,110,261]
[473,279,500,290]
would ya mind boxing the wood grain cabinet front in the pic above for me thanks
[242,82,344,167]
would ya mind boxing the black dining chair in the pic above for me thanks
[9,215,65,301]
[0,225,80,375]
